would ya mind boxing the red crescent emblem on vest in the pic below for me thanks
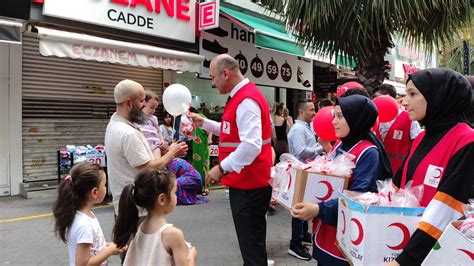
[315,180,334,201]
[458,249,474,260]
[350,218,364,245]
[341,210,346,235]
[432,168,442,178]
[386,223,410,250]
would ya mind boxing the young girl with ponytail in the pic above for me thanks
[53,162,126,266]
[113,169,197,265]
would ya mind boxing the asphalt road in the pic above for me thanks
[0,188,316,265]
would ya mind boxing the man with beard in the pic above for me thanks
[105,79,188,218]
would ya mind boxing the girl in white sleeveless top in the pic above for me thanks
[113,169,197,266]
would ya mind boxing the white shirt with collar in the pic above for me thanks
[202,78,263,173]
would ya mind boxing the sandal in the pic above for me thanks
[201,189,210,196]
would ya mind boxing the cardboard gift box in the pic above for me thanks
[336,191,425,266]
[422,220,474,265]
[273,166,349,210]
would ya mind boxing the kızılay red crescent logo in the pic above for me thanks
[386,223,411,250]
[426,164,444,179]
[342,218,411,249]
[432,168,443,178]
[458,249,474,260]
[315,180,334,201]
[350,218,364,245]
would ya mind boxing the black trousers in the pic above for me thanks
[229,185,272,266]
[290,217,309,246]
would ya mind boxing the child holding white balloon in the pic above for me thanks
[136,90,168,158]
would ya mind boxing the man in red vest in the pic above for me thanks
[373,84,422,174]
[189,54,273,265]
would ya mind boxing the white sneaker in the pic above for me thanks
[267,259,275,266]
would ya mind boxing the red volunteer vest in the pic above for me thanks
[400,123,474,207]
[376,111,413,173]
[217,82,272,190]
[313,140,376,260]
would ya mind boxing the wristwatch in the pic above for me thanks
[218,163,229,176]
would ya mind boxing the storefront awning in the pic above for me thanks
[219,7,357,68]
[36,27,204,73]
[0,19,22,44]
[220,6,305,56]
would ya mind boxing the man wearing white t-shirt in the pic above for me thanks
[105,79,188,216]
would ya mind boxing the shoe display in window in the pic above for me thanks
[205,27,229,37]
[202,39,228,54]
[297,66,312,87]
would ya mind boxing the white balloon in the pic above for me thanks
[162,84,192,116]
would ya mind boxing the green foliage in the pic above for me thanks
[439,40,473,74]
[260,0,471,66]
[438,7,474,74]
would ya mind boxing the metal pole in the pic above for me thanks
[462,40,471,75]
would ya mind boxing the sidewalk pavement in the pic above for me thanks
[0,188,316,265]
